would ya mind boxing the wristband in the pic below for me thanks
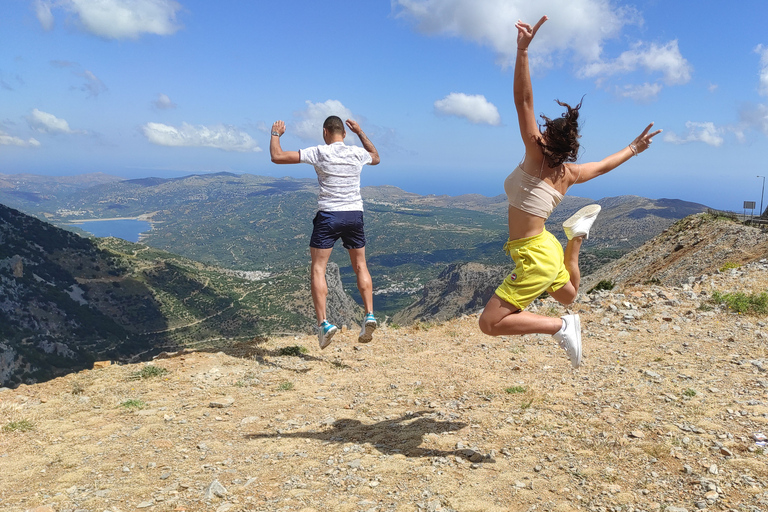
[271,131,280,137]
[629,144,638,156]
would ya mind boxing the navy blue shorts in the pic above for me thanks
[310,211,366,250]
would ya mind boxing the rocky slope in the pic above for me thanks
[582,213,768,292]
[398,213,768,326]
[1,260,766,512]
[0,204,361,388]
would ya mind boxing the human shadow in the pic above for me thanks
[245,411,487,460]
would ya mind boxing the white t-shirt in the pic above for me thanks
[300,142,373,212]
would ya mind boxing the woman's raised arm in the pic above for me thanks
[514,16,548,155]
[575,122,663,183]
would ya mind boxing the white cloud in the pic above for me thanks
[26,109,76,134]
[756,44,768,97]
[394,0,636,67]
[434,92,501,125]
[0,131,41,147]
[153,93,177,110]
[35,0,54,30]
[579,41,692,86]
[36,0,182,39]
[615,82,662,102]
[291,100,355,143]
[663,121,723,147]
[394,0,690,100]
[142,122,261,152]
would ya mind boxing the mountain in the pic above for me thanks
[0,172,123,215]
[398,212,768,325]
[392,262,507,325]
[0,172,709,317]
[0,203,361,387]
[581,211,768,290]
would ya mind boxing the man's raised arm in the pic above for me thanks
[270,120,300,164]
[345,119,380,165]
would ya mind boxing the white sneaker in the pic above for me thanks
[318,321,337,350]
[358,313,377,343]
[553,314,582,368]
[563,204,602,240]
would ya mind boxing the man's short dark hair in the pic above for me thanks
[323,116,345,136]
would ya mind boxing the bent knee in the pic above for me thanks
[477,315,496,336]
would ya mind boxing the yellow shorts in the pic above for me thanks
[494,229,570,310]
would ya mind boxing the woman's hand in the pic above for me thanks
[515,16,547,50]
[629,122,663,155]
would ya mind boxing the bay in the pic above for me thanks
[69,219,152,243]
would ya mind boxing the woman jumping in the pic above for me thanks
[478,16,661,368]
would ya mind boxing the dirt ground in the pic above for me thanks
[1,264,767,512]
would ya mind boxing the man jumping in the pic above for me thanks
[270,116,380,349]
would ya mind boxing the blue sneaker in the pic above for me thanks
[358,313,377,343]
[318,320,337,350]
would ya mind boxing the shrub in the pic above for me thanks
[711,291,768,316]
[719,262,740,272]
[589,280,614,293]
[129,365,169,380]
[278,345,307,357]
[278,381,294,391]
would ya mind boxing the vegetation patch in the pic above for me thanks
[278,345,307,357]
[505,386,526,394]
[589,279,615,293]
[711,290,768,316]
[278,381,294,391]
[129,365,169,380]
[719,262,740,272]
[120,399,146,409]
[2,419,34,433]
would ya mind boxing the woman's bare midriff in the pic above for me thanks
[507,206,548,240]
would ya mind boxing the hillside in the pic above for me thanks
[0,172,709,317]
[0,204,362,388]
[582,212,768,292]
[1,259,766,511]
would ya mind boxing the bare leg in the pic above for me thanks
[564,235,583,293]
[347,247,373,314]
[310,247,333,325]
[478,294,562,336]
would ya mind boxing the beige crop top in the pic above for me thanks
[504,163,564,220]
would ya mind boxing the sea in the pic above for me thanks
[69,219,152,243]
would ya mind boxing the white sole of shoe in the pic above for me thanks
[571,314,582,369]
[563,204,602,230]
[319,327,337,350]
[563,204,602,239]
[358,322,376,343]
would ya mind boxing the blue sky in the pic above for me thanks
[2,0,768,211]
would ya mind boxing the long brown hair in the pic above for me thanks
[536,98,583,167]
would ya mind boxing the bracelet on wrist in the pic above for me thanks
[517,47,528,51]
[271,131,280,137]
[629,144,638,156]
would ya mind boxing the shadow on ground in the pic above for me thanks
[245,411,485,460]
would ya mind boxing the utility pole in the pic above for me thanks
[759,175,766,217]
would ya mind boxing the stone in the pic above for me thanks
[209,397,235,408]
[204,479,227,500]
